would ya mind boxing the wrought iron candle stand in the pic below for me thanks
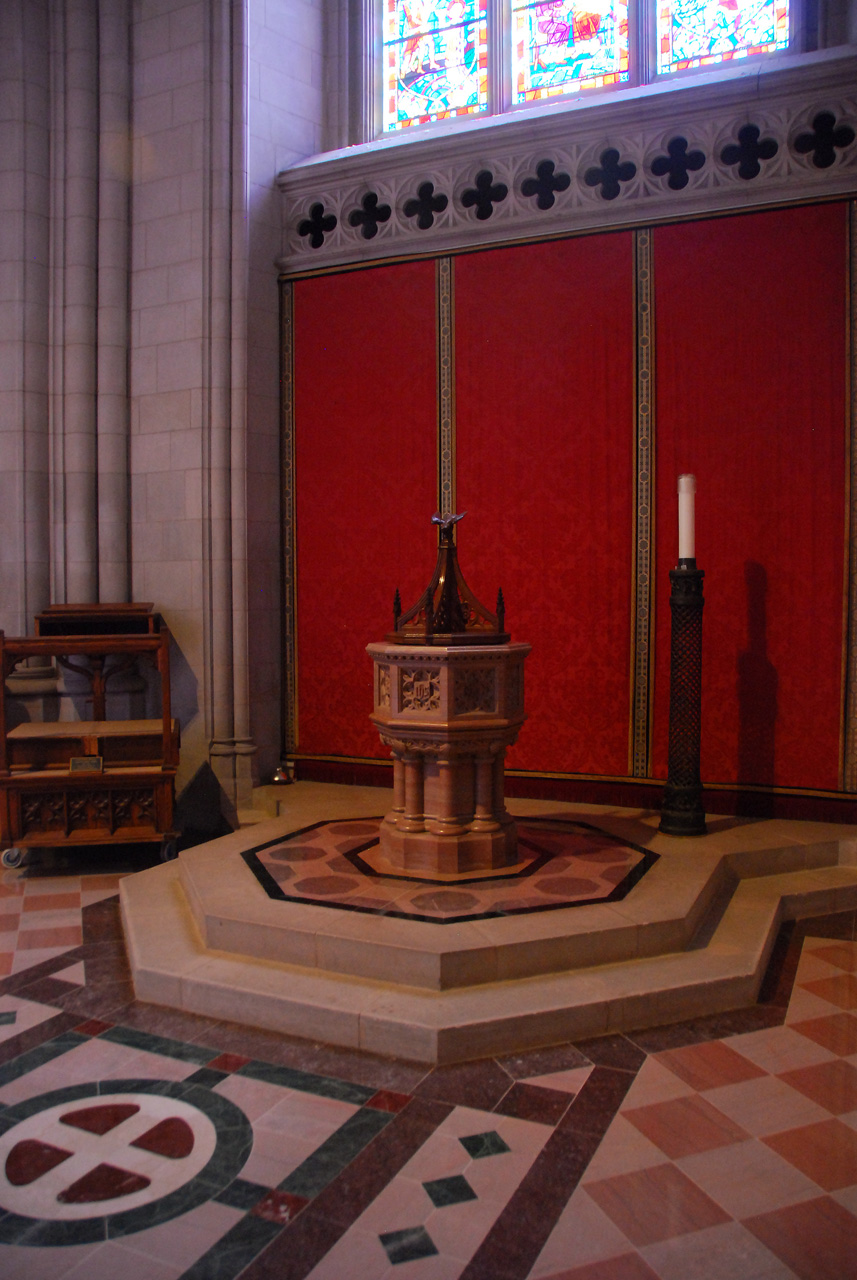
[659,559,707,836]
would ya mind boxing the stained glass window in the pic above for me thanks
[379,0,791,134]
[657,0,789,76]
[512,1,629,102]
[383,1,489,131]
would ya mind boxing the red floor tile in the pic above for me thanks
[207,1052,251,1072]
[252,1189,308,1225]
[801,974,857,1010]
[21,892,81,912]
[810,943,857,973]
[656,1040,767,1092]
[75,1018,114,1036]
[792,1012,857,1057]
[16,924,82,949]
[585,1163,731,1246]
[778,1059,857,1114]
[542,1253,661,1280]
[623,1093,749,1159]
[762,1118,857,1191]
[743,1194,857,1280]
[367,1090,411,1113]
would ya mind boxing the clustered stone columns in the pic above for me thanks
[367,643,530,874]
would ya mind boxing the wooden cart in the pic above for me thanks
[0,605,180,867]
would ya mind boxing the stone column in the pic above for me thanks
[52,0,99,603]
[0,0,51,636]
[96,0,131,602]
[206,0,256,811]
[387,748,406,827]
[471,754,500,832]
[400,753,426,833]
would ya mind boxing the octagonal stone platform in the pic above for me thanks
[121,783,857,1064]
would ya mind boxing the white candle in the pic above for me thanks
[678,474,696,561]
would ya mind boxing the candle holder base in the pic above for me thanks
[659,783,707,836]
[659,562,707,839]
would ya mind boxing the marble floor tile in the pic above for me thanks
[11,945,78,974]
[699,1074,831,1137]
[778,1058,857,1113]
[579,1115,668,1185]
[622,1093,749,1159]
[729,1022,838,1073]
[639,1219,796,1280]
[676,1137,820,1217]
[536,1255,661,1280]
[52,962,86,986]
[762,1117,857,1191]
[743,1194,857,1280]
[520,1065,593,1096]
[784,986,842,1024]
[800,973,857,1010]
[528,1187,636,1277]
[618,1057,697,1109]
[583,1163,730,1246]
[59,1240,182,1280]
[16,925,83,951]
[0,1241,103,1280]
[0,994,62,1044]
[21,893,82,914]
[807,942,857,972]
[791,1010,857,1056]
[654,1038,768,1091]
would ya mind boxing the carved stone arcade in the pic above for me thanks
[368,515,530,875]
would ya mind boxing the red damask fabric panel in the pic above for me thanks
[455,233,636,776]
[293,263,438,759]
[651,203,848,791]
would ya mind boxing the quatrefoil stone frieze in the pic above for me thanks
[279,57,857,270]
[348,191,391,240]
[793,111,856,168]
[720,124,778,180]
[404,181,449,229]
[297,202,337,249]
[584,149,637,200]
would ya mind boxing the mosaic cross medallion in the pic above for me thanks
[0,1079,252,1245]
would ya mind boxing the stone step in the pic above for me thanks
[121,853,857,1065]
[175,814,857,991]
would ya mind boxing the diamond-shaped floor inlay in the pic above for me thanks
[379,1224,439,1264]
[423,1173,478,1208]
[459,1130,511,1159]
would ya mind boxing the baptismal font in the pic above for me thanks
[367,514,530,876]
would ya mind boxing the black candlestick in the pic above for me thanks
[659,559,707,836]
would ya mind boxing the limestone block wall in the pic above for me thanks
[0,0,325,813]
[245,0,324,781]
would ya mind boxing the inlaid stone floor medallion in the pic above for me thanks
[0,1078,252,1245]
[242,817,658,924]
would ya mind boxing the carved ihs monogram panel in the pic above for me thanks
[455,667,496,713]
[377,664,391,708]
[401,668,441,712]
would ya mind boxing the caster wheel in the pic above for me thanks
[159,836,178,863]
[2,847,24,869]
